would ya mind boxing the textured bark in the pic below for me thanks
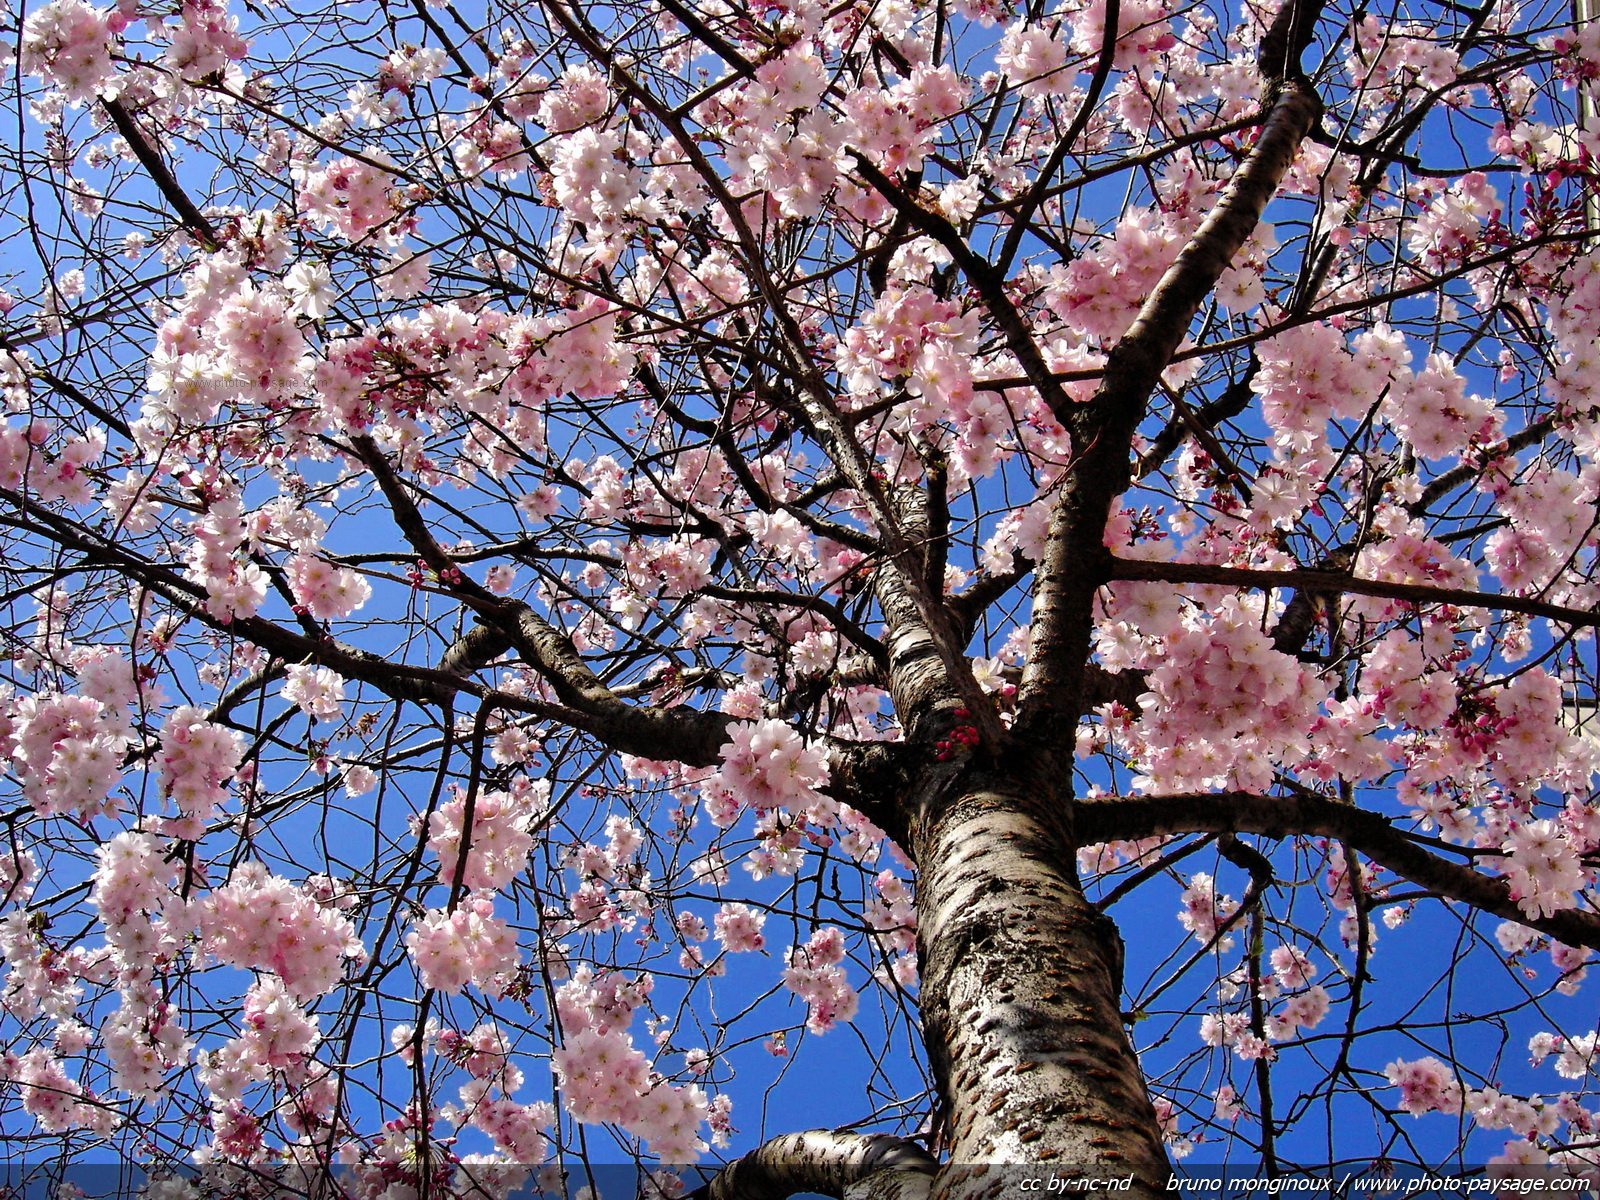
[704,1130,938,1200]
[913,766,1168,1200]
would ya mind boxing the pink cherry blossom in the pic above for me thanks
[20,0,117,101]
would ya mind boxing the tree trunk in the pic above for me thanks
[914,762,1169,1199]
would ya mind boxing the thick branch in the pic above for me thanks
[702,1130,938,1200]
[348,435,744,763]
[1086,79,1323,422]
[1257,0,1323,82]
[349,436,488,594]
[1268,548,1355,655]
[827,741,914,852]
[1017,72,1324,743]
[1075,791,1600,950]
[436,620,515,678]
[1405,414,1562,517]
[102,98,221,251]
[1084,663,1151,711]
[1135,358,1258,482]
[5,486,480,708]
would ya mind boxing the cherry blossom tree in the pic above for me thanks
[0,0,1598,1195]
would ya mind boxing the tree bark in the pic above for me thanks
[705,1130,939,1200]
[913,763,1169,1200]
